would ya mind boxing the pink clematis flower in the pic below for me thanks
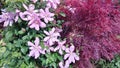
[54,40,66,55]
[0,12,15,27]
[44,27,60,46]
[39,8,54,23]
[64,45,79,64]
[46,0,60,9]
[28,37,45,59]
[20,4,38,21]
[28,13,46,30]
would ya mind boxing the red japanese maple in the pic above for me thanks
[56,0,120,68]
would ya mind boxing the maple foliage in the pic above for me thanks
[56,0,120,68]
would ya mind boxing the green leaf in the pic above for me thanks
[59,12,66,17]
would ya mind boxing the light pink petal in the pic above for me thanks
[29,4,35,10]
[45,8,50,13]
[50,13,54,16]
[35,51,40,59]
[20,12,30,21]
[28,41,34,46]
[29,47,34,50]
[74,53,80,60]
[50,28,55,34]
[30,24,36,28]
[70,45,75,52]
[44,18,49,23]
[15,16,19,22]
[29,50,35,57]
[53,33,60,36]
[69,56,75,63]
[23,4,28,10]
[48,18,54,21]
[54,46,59,51]
[65,60,70,68]
[9,20,13,26]
[31,0,38,3]
[49,39,54,45]
[64,54,70,60]
[59,61,63,68]
[62,46,66,50]
[34,37,40,46]
[59,49,63,55]
[49,47,54,51]
[40,22,46,28]
[65,48,70,53]
[3,20,9,27]
[35,24,40,30]
[44,37,49,41]
[44,31,49,35]
[28,19,34,25]
[40,9,44,13]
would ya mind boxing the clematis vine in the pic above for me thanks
[39,8,54,23]
[44,27,60,46]
[64,45,79,64]
[54,40,66,55]
[0,12,15,27]
[28,37,45,59]
[46,0,60,9]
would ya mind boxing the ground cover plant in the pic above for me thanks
[0,0,120,68]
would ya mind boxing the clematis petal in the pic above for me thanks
[35,24,40,30]
[50,28,55,34]
[35,51,40,59]
[64,54,70,60]
[3,20,9,27]
[29,50,35,57]
[70,45,75,52]
[44,31,50,35]
[23,4,28,10]
[29,4,35,11]
[59,49,63,55]
[65,60,70,68]
[28,41,34,46]
[34,37,40,46]
[40,22,46,28]
[59,61,64,68]
[74,53,80,60]
[44,37,50,41]
[54,46,59,51]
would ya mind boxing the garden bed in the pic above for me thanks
[0,0,120,68]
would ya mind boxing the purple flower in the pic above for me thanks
[20,4,38,21]
[46,0,60,9]
[39,8,54,23]
[64,45,79,63]
[20,4,46,30]
[28,13,46,30]
[54,40,66,55]
[28,37,45,59]
[0,12,15,27]
[44,27,60,46]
